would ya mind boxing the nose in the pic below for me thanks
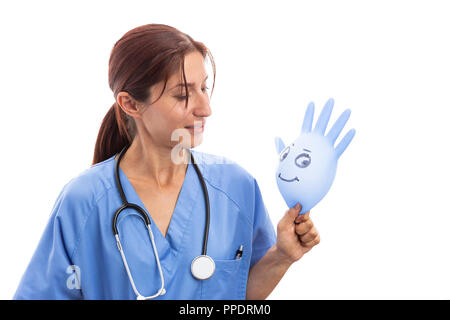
[193,90,212,118]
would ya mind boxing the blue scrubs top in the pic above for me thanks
[13,149,277,300]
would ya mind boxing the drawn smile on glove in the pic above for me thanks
[278,173,299,182]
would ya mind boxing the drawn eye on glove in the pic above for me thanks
[274,98,356,215]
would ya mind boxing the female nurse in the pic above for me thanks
[13,23,320,300]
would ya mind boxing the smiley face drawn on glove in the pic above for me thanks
[278,144,312,182]
[274,98,356,214]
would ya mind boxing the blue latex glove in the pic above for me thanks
[274,98,356,215]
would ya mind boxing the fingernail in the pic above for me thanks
[295,203,301,210]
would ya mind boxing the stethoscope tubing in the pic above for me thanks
[112,144,211,299]
[191,155,210,256]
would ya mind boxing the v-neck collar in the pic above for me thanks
[112,150,202,272]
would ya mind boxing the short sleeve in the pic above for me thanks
[13,180,93,300]
[249,178,277,269]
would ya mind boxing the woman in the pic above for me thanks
[14,24,320,300]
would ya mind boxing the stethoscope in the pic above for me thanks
[112,144,215,300]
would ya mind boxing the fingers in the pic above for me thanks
[274,136,286,155]
[295,218,313,235]
[335,128,356,159]
[326,108,351,145]
[294,211,309,223]
[301,102,315,133]
[301,233,321,248]
[313,98,334,135]
[298,225,319,243]
[295,212,319,244]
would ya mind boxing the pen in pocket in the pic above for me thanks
[235,245,244,259]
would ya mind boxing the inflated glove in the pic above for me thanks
[274,98,356,215]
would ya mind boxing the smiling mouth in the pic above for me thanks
[278,173,300,182]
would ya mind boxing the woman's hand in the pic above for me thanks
[246,203,320,299]
[275,203,320,264]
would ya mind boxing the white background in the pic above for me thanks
[1,0,449,300]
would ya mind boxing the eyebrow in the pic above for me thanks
[303,148,311,152]
[169,75,209,90]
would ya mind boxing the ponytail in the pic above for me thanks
[92,102,133,165]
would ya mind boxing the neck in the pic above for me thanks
[115,137,190,189]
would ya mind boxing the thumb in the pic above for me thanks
[285,202,302,222]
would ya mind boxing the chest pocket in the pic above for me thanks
[201,257,244,299]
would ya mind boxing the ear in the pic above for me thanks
[274,136,286,154]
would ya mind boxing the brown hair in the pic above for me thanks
[92,23,216,165]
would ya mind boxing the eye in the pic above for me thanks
[175,95,188,100]
[280,146,290,161]
[295,153,311,168]
[175,87,209,100]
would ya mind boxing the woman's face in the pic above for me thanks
[137,51,212,152]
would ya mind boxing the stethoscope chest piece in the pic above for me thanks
[191,255,215,280]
